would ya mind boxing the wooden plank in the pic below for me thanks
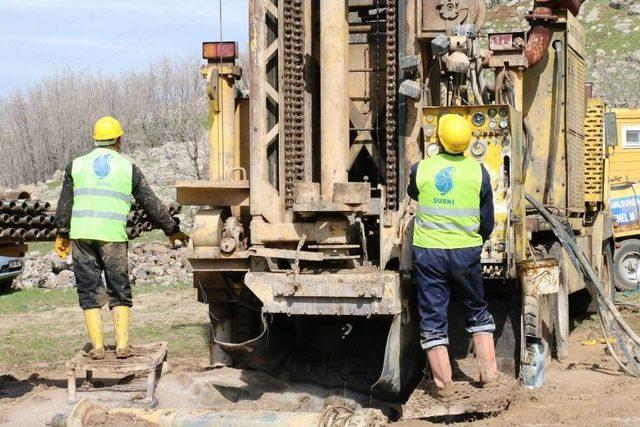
[66,342,168,374]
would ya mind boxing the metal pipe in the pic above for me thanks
[320,0,349,201]
[23,200,41,213]
[14,228,26,238]
[524,25,551,67]
[39,229,52,240]
[12,215,32,226]
[544,40,564,205]
[50,401,386,427]
[0,228,15,239]
[24,229,40,240]
[524,0,584,67]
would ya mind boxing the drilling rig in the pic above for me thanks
[175,0,613,404]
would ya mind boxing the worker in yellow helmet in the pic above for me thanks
[407,114,497,398]
[54,116,189,359]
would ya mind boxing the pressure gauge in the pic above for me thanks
[472,112,486,127]
[499,119,509,129]
[489,120,497,130]
[425,126,435,137]
[426,143,441,157]
[470,140,487,158]
[499,107,508,117]
[487,108,497,118]
[425,114,435,123]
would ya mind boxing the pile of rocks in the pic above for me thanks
[13,242,191,289]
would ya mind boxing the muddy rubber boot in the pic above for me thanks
[426,346,454,399]
[112,306,132,359]
[473,332,498,385]
[83,308,105,360]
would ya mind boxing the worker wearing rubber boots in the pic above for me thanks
[407,114,498,398]
[54,116,189,360]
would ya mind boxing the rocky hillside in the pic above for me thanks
[485,0,640,106]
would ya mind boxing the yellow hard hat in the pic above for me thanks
[93,116,124,144]
[438,114,472,154]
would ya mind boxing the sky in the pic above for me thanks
[0,0,249,95]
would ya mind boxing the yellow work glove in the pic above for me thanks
[168,231,189,249]
[55,236,71,259]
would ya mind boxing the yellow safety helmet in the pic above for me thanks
[438,114,472,154]
[93,116,124,145]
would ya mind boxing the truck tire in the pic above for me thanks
[550,243,569,361]
[613,239,640,292]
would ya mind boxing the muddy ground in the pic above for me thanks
[1,285,640,426]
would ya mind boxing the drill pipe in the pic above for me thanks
[11,215,32,226]
[143,221,152,231]
[0,229,16,239]
[23,200,42,214]
[14,228,26,238]
[0,213,11,223]
[39,229,53,240]
[29,215,46,226]
[0,200,17,212]
[24,229,41,240]
[126,227,140,238]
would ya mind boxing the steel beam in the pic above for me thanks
[320,0,349,200]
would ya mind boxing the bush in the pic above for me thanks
[0,56,208,186]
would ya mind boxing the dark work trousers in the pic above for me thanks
[413,246,495,350]
[71,239,132,310]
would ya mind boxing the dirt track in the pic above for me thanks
[1,287,640,426]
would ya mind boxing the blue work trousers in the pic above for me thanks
[414,246,495,349]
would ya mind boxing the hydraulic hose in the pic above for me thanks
[526,193,640,376]
[544,40,564,205]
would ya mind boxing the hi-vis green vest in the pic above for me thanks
[413,153,483,249]
[70,148,133,242]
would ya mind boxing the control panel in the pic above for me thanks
[422,105,523,278]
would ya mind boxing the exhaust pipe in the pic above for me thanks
[524,0,585,67]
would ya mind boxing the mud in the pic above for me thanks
[87,412,154,427]
[2,287,640,426]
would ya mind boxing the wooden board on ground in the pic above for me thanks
[402,375,518,419]
[66,341,168,407]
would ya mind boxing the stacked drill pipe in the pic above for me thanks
[0,196,54,242]
[127,201,181,239]
[0,194,181,242]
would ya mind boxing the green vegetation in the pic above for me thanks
[0,281,207,369]
[0,281,189,316]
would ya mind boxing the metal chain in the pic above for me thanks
[385,0,398,210]
[283,0,305,209]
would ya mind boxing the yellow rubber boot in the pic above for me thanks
[112,306,132,359]
[83,308,105,360]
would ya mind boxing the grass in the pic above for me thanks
[0,281,208,370]
[0,281,190,316]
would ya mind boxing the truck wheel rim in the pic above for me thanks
[619,251,640,285]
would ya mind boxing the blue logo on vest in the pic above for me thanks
[434,166,455,195]
[93,154,112,179]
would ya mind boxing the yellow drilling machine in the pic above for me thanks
[175,0,616,412]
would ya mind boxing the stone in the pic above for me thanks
[629,3,640,14]
[609,0,626,9]
[41,272,58,289]
[55,270,76,288]
[133,267,148,280]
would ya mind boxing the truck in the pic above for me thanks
[174,0,613,410]
[601,107,640,291]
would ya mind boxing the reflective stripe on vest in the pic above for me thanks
[73,188,132,203]
[413,153,483,249]
[70,148,133,242]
